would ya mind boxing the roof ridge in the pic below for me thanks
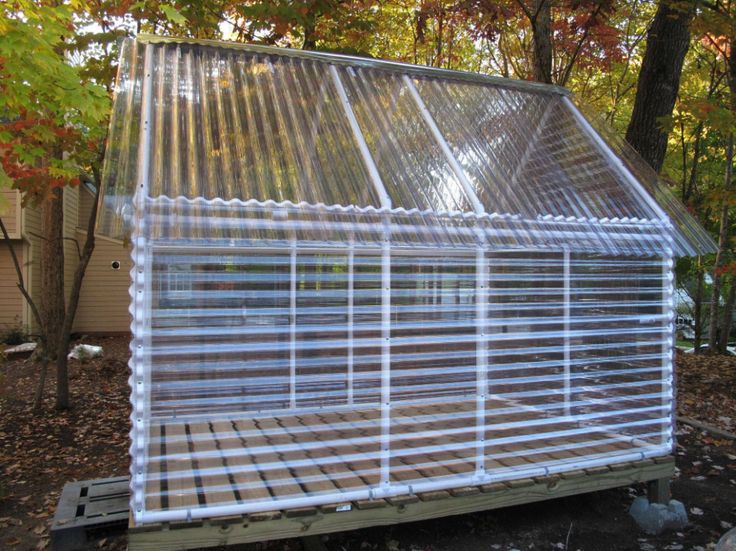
[134,34,570,97]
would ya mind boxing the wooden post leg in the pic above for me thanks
[647,477,670,504]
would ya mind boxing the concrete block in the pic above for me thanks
[629,496,688,535]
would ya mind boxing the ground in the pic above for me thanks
[1,337,735,551]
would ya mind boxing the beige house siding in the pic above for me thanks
[21,201,42,333]
[78,185,96,230]
[73,230,132,334]
[15,188,81,333]
[0,190,22,238]
[0,242,27,330]
[63,186,80,307]
[2,185,131,336]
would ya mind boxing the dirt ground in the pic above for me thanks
[1,336,735,551]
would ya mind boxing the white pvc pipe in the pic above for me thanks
[289,240,297,409]
[562,97,670,224]
[131,42,154,522]
[475,248,487,477]
[329,65,392,209]
[136,445,671,525]
[380,233,391,488]
[563,247,571,416]
[402,75,486,216]
[347,242,355,405]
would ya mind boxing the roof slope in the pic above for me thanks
[98,35,716,257]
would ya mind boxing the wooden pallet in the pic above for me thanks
[128,456,674,551]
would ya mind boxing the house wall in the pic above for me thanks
[78,184,96,231]
[21,199,42,333]
[2,186,131,336]
[0,242,28,331]
[17,187,81,333]
[0,190,22,238]
[63,186,80,310]
[72,229,132,334]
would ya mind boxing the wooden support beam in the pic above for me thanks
[129,457,674,551]
[647,477,670,504]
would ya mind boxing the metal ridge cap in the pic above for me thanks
[134,33,570,97]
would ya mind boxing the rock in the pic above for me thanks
[629,497,688,535]
[717,528,736,551]
[3,342,37,359]
[67,344,103,362]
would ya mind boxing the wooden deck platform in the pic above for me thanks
[129,456,674,551]
[140,394,666,517]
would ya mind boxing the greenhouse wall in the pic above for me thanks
[129,226,675,523]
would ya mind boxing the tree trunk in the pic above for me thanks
[625,0,694,172]
[302,16,316,50]
[40,187,68,407]
[54,180,101,410]
[693,258,704,353]
[708,132,734,352]
[531,0,552,83]
[684,123,703,203]
[719,279,736,352]
[33,359,49,411]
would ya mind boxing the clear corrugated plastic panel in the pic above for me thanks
[132,233,675,523]
[336,65,475,213]
[146,44,381,207]
[572,99,717,256]
[97,39,145,238]
[100,39,714,258]
[412,77,655,221]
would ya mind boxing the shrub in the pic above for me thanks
[1,319,29,345]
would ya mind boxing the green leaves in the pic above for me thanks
[0,1,111,197]
[160,4,187,25]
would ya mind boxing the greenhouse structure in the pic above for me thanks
[99,35,716,536]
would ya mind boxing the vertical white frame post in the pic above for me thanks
[475,247,488,479]
[562,247,571,417]
[131,43,154,524]
[403,74,491,480]
[330,64,393,490]
[662,249,675,450]
[347,241,355,406]
[380,234,391,489]
[289,239,297,409]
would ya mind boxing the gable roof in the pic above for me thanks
[98,35,716,257]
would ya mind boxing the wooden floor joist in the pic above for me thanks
[128,456,674,551]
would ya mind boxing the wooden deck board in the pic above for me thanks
[164,422,201,510]
[145,423,163,512]
[188,422,238,506]
[210,420,272,503]
[146,397,661,513]
[234,419,307,500]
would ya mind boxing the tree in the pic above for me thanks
[625,0,697,172]
[0,2,109,409]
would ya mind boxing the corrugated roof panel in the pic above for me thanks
[96,36,715,257]
[336,65,476,214]
[413,78,655,221]
[573,100,717,256]
[146,44,381,207]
